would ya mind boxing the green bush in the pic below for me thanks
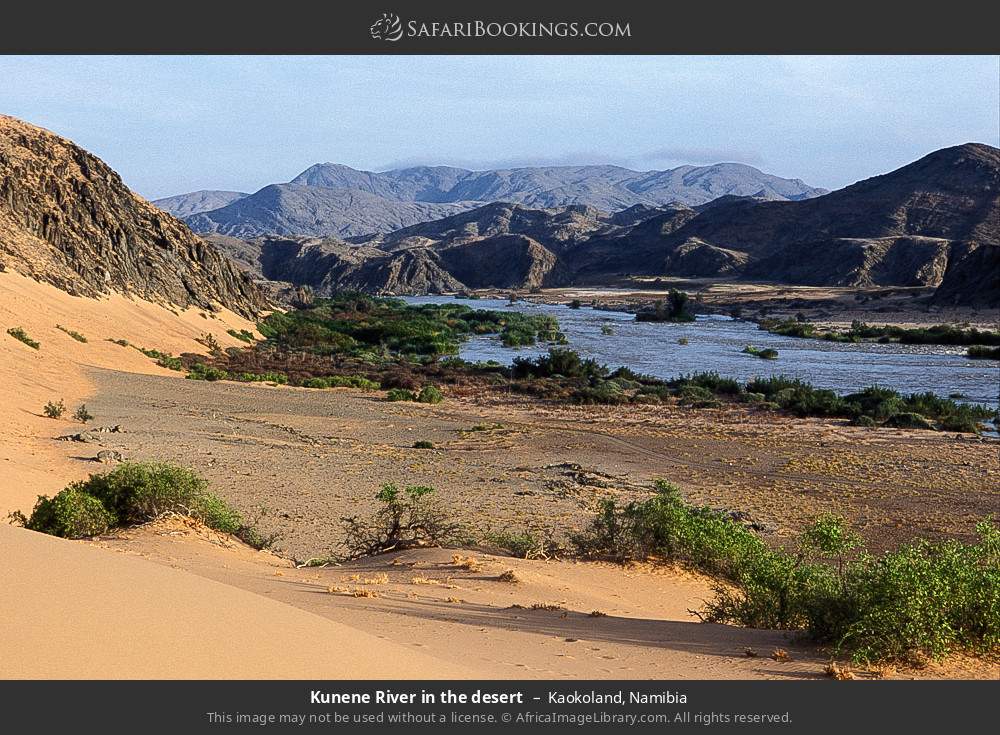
[56,324,88,343]
[485,529,558,560]
[413,440,435,449]
[883,412,934,430]
[23,486,114,538]
[227,328,255,343]
[576,481,999,663]
[386,388,416,402]
[635,290,695,323]
[416,385,444,404]
[7,326,39,349]
[340,484,460,558]
[233,371,288,384]
[742,344,779,360]
[43,399,66,419]
[156,354,184,371]
[186,363,229,381]
[304,374,380,391]
[17,463,275,549]
[73,404,94,424]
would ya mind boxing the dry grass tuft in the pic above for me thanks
[770,648,791,662]
[867,663,895,680]
[823,661,857,680]
[327,585,380,598]
[497,569,521,584]
[450,554,482,572]
[344,572,389,585]
[528,602,566,611]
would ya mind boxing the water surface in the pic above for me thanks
[405,296,999,408]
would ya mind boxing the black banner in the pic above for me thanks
[0,680,995,733]
[0,1,998,53]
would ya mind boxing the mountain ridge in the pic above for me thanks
[210,144,999,305]
[166,160,827,238]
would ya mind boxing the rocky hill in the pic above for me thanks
[571,143,1000,302]
[0,115,266,317]
[175,161,826,239]
[184,185,473,239]
[153,189,248,217]
[211,144,999,305]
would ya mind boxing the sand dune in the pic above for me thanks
[0,524,471,678]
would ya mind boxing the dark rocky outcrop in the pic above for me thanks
[0,115,267,318]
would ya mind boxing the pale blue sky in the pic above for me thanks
[1,55,997,199]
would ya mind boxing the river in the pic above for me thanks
[404,295,999,409]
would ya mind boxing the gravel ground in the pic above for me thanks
[80,367,999,561]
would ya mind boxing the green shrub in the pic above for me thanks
[7,326,39,349]
[17,462,276,549]
[56,324,88,343]
[73,404,94,424]
[340,484,460,558]
[233,371,288,384]
[76,462,214,526]
[883,412,934,430]
[386,388,416,402]
[186,363,229,381]
[43,399,66,419]
[742,344,779,360]
[156,354,184,371]
[416,385,444,404]
[485,529,557,560]
[576,481,1000,663]
[572,381,628,405]
[569,299,582,309]
[226,328,255,343]
[308,374,380,391]
[23,486,114,538]
[413,440,435,449]
[636,290,695,323]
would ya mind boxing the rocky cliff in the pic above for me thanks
[0,115,266,317]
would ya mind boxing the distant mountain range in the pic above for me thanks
[207,144,1000,305]
[157,161,827,239]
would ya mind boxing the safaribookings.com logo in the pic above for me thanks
[370,13,404,41]
[370,13,631,42]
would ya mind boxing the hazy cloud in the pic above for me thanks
[637,147,767,167]
[376,151,632,172]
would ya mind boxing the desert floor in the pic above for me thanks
[79,367,997,560]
